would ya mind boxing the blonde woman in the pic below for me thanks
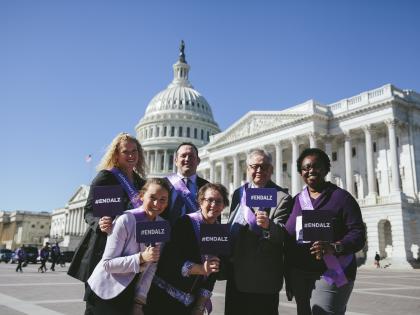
[68,132,146,315]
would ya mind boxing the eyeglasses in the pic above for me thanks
[248,164,271,171]
[203,198,224,206]
[301,163,323,172]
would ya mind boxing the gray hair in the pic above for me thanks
[246,149,272,165]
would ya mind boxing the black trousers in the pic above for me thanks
[225,276,279,315]
[39,259,47,271]
[85,276,138,315]
[16,260,23,272]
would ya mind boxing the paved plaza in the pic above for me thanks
[0,262,419,315]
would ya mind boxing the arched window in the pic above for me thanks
[201,129,204,140]
[194,128,198,139]
[187,127,190,137]
[179,126,183,137]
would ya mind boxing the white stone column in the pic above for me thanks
[70,210,75,235]
[344,132,354,195]
[172,151,176,173]
[324,137,332,182]
[74,208,80,235]
[79,208,84,235]
[163,150,168,173]
[309,132,317,148]
[385,119,401,193]
[291,137,300,196]
[233,154,240,189]
[220,158,227,187]
[146,150,150,170]
[363,125,377,198]
[275,142,283,186]
[154,150,159,172]
[64,214,68,234]
[209,160,215,182]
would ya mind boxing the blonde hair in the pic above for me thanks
[97,132,146,177]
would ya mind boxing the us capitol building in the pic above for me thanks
[54,43,420,268]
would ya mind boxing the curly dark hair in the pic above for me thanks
[296,148,331,173]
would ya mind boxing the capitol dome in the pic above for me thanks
[135,41,220,176]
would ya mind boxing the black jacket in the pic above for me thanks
[67,170,145,282]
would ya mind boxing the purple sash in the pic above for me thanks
[298,187,352,288]
[130,206,148,222]
[110,167,142,208]
[239,183,261,236]
[167,174,199,215]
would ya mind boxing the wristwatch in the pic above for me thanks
[331,242,344,254]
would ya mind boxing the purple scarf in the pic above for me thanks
[167,174,199,215]
[298,187,352,287]
[110,167,142,208]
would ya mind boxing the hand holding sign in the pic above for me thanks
[203,256,220,276]
[140,244,161,263]
[255,210,269,229]
[310,241,334,260]
[99,216,113,234]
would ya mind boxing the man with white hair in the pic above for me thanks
[226,149,292,315]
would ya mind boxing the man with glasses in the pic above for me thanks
[226,149,292,315]
[163,142,210,226]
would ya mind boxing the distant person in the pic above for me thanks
[15,246,26,273]
[375,252,381,268]
[146,183,228,315]
[50,242,61,271]
[163,142,210,226]
[226,149,292,315]
[86,178,169,315]
[38,243,50,273]
[285,148,366,315]
[68,132,146,315]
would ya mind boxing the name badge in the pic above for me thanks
[136,220,171,244]
[93,185,125,217]
[246,188,277,208]
[302,210,334,242]
[200,224,230,256]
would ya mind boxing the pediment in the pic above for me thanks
[209,111,307,147]
[68,185,90,204]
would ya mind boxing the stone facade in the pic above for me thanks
[197,84,420,268]
[48,185,89,251]
[0,211,51,249]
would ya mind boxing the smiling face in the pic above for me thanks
[116,140,139,173]
[300,154,327,190]
[247,153,273,187]
[140,183,169,220]
[175,144,200,177]
[200,188,225,224]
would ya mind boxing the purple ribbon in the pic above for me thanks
[110,168,142,208]
[298,186,352,288]
[130,206,148,222]
[167,174,199,215]
[240,183,262,236]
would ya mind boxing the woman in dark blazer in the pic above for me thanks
[145,183,229,315]
[68,132,146,315]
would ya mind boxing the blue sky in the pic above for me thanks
[1,0,419,212]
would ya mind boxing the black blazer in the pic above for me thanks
[68,170,145,282]
[227,180,292,294]
[162,175,209,226]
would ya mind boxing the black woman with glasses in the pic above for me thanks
[146,183,229,315]
[226,149,292,315]
[285,148,365,315]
